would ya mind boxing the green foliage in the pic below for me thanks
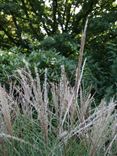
[40,34,79,58]
[0,0,117,100]
[0,0,116,49]
[86,41,117,100]
[27,49,77,82]
[0,48,76,85]
[0,49,25,84]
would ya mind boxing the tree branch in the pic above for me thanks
[52,0,58,34]
[72,0,98,34]
[28,0,52,35]
[20,0,40,39]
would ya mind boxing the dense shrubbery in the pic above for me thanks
[0,38,117,100]
[40,34,79,58]
[86,41,117,100]
[28,49,77,82]
[0,49,25,84]
[0,48,77,85]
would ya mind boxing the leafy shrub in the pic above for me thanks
[0,49,25,84]
[27,49,77,82]
[0,48,77,85]
[86,41,117,100]
[40,33,79,58]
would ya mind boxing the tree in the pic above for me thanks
[0,0,116,48]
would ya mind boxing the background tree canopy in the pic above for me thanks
[0,0,117,100]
